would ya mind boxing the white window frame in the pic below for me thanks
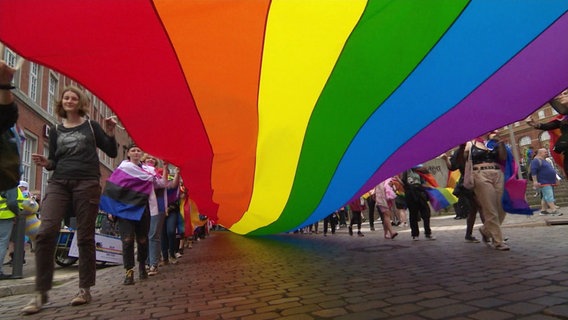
[47,73,58,115]
[3,48,17,67]
[519,136,532,147]
[21,134,37,184]
[41,147,50,199]
[29,62,39,102]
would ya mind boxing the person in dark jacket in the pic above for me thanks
[443,145,484,243]
[0,59,19,192]
[402,166,435,241]
[23,86,118,314]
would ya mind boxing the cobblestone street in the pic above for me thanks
[1,213,567,319]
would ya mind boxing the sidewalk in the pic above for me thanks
[0,242,100,299]
[0,209,567,319]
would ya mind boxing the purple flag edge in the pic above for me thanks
[358,12,568,195]
[108,167,154,195]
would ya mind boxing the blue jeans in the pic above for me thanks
[540,185,555,203]
[147,212,165,267]
[161,211,178,260]
[0,218,14,275]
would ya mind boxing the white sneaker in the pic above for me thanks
[71,288,92,306]
[22,292,48,315]
[174,252,182,259]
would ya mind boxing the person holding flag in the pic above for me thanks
[99,144,168,285]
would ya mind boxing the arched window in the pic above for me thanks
[540,131,550,142]
[519,136,532,147]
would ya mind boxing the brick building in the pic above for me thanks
[499,102,560,167]
[2,45,132,199]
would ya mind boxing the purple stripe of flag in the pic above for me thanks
[372,12,568,192]
[108,168,154,195]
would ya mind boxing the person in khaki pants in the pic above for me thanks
[464,131,508,251]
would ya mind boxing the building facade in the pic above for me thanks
[2,45,132,199]
[499,102,560,167]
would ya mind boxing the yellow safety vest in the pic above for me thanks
[0,188,25,219]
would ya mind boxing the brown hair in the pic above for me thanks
[142,153,161,166]
[54,85,90,118]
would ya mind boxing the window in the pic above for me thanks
[29,62,39,102]
[540,131,550,142]
[41,147,50,198]
[514,121,520,127]
[21,134,37,184]
[3,48,17,67]
[47,73,58,115]
[519,136,532,147]
[537,110,545,119]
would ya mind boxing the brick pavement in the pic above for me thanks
[0,211,567,320]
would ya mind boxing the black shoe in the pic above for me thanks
[123,269,134,285]
[348,226,353,236]
[139,268,148,280]
[465,236,480,243]
[0,273,12,280]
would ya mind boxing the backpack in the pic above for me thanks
[0,126,21,191]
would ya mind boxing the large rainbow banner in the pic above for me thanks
[0,0,567,235]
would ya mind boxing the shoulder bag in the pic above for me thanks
[463,144,475,190]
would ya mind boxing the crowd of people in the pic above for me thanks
[297,87,568,253]
[0,60,207,315]
[103,145,189,286]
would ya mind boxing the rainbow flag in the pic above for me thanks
[416,170,439,188]
[425,187,458,212]
[181,195,207,237]
[501,146,534,215]
[446,169,461,189]
[100,161,154,221]
[2,1,565,234]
